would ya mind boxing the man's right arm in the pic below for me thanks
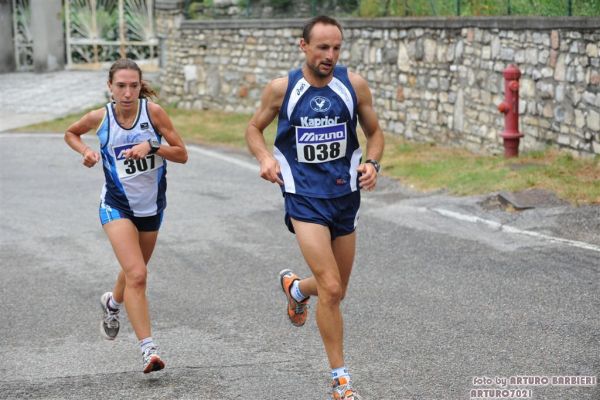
[245,77,287,184]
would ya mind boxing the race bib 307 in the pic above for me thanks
[113,143,163,179]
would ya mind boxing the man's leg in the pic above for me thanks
[291,218,345,369]
[296,231,356,300]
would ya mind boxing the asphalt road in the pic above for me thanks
[1,133,598,400]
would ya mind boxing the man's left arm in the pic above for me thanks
[351,72,385,191]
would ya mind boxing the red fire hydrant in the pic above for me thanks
[497,64,523,158]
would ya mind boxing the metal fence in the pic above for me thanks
[185,0,600,19]
[64,0,158,68]
[12,0,33,71]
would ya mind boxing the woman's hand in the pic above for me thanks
[82,147,101,168]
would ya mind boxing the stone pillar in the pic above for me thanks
[31,0,64,72]
[155,0,185,92]
[0,0,15,72]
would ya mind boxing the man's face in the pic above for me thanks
[300,23,342,79]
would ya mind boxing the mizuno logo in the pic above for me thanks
[298,130,345,143]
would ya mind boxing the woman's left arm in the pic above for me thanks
[148,102,188,164]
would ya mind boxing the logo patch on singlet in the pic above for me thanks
[309,96,331,113]
[140,122,149,129]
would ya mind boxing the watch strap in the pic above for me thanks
[365,159,380,173]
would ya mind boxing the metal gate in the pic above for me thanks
[12,0,33,71]
[64,0,157,68]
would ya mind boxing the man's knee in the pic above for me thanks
[319,280,343,306]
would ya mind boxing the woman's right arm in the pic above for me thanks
[64,108,104,168]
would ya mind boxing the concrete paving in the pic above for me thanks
[0,134,598,400]
[0,69,598,399]
[0,69,158,132]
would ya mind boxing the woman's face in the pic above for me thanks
[108,68,141,111]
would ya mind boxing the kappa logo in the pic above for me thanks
[310,96,331,113]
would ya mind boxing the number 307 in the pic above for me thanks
[124,155,155,174]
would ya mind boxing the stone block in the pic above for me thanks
[587,110,600,131]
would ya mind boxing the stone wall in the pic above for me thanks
[155,11,600,156]
[0,0,15,73]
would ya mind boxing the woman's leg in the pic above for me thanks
[111,229,158,303]
[103,219,157,340]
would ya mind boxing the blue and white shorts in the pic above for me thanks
[284,191,360,240]
[99,202,163,232]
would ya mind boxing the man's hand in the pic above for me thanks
[357,162,378,191]
[259,156,284,185]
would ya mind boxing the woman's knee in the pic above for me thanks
[124,266,147,289]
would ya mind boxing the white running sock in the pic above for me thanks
[291,280,307,302]
[331,366,350,381]
[139,337,155,353]
[107,295,122,311]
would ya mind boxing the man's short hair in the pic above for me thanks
[302,15,343,43]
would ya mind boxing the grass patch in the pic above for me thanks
[17,107,600,205]
[165,107,277,148]
[15,105,104,133]
[383,135,600,204]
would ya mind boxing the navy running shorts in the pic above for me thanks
[99,203,163,232]
[284,191,360,240]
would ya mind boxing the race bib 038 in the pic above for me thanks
[295,123,347,163]
[113,143,163,179]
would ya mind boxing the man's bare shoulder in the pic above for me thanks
[268,76,289,96]
[261,76,288,108]
[348,71,369,91]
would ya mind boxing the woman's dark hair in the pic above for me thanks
[108,58,157,99]
[302,15,343,43]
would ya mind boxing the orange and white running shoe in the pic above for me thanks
[331,377,362,400]
[278,269,309,327]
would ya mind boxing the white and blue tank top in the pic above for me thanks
[96,98,166,217]
[274,66,362,199]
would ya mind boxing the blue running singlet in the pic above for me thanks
[96,98,167,217]
[274,66,362,199]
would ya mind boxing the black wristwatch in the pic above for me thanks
[147,139,160,155]
[365,159,380,173]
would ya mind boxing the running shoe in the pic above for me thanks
[331,377,362,400]
[278,269,309,327]
[100,292,120,340]
[142,346,165,374]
